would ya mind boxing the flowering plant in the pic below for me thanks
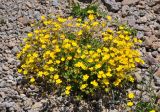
[17,13,144,97]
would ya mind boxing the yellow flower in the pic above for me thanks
[41,15,46,20]
[61,57,65,61]
[66,86,71,90]
[87,10,94,14]
[119,26,124,30]
[87,58,93,63]
[30,77,35,83]
[88,14,94,20]
[95,64,101,69]
[34,30,39,34]
[33,53,38,58]
[18,69,22,73]
[54,74,59,80]
[91,80,98,87]
[106,72,112,77]
[43,71,49,76]
[105,88,110,92]
[47,60,53,64]
[128,92,135,99]
[49,67,54,72]
[23,70,28,75]
[27,33,33,37]
[67,56,72,60]
[80,84,88,90]
[149,110,156,112]
[77,30,83,36]
[106,15,112,21]
[83,74,89,81]
[56,79,62,84]
[103,79,109,86]
[41,45,46,48]
[127,101,133,106]
[57,17,66,22]
[128,76,134,83]
[65,90,70,95]
[37,71,43,77]
[55,60,60,64]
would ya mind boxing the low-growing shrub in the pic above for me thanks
[17,13,144,98]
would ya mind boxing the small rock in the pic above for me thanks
[122,0,140,5]
[18,16,30,25]
[52,0,59,7]
[153,4,160,14]
[24,98,33,108]
[110,109,119,112]
[142,95,150,102]
[137,16,148,23]
[135,90,141,98]
[157,15,160,23]
[2,64,9,71]
[3,102,15,108]
[34,11,41,20]
[12,46,19,54]
[0,92,6,98]
[158,48,160,53]
[26,1,32,8]
[8,42,16,48]
[135,25,150,32]
[135,72,142,82]
[137,84,143,90]
[121,5,129,16]
[144,53,156,65]
[0,81,7,88]
[20,94,26,99]
[144,36,154,47]
[157,90,160,98]
[137,31,144,39]
[151,51,158,58]
[7,57,14,64]
[154,68,160,78]
[127,16,136,26]
[31,102,43,111]
[103,0,121,12]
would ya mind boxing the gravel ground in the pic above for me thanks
[0,0,160,111]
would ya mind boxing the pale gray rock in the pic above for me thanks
[151,51,158,58]
[34,11,41,20]
[135,72,143,82]
[142,95,150,102]
[31,102,43,111]
[122,0,140,5]
[52,0,59,7]
[103,0,121,12]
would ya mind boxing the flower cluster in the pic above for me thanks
[17,13,144,96]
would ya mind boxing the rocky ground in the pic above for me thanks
[0,0,160,112]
